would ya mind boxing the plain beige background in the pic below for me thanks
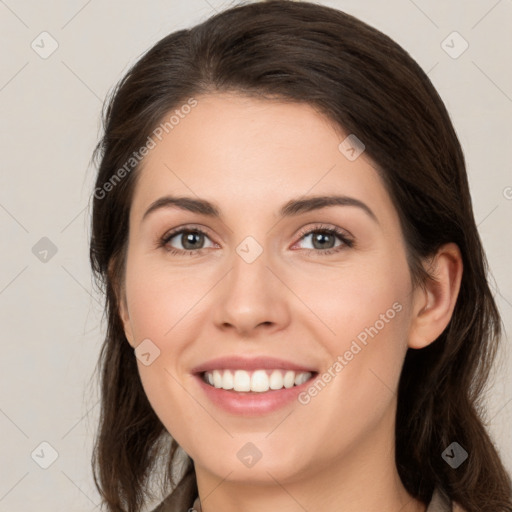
[0,0,510,510]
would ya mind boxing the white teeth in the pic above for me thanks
[269,370,284,390]
[233,370,251,391]
[283,370,295,389]
[213,370,222,388]
[203,369,313,392]
[222,370,234,390]
[294,372,310,386]
[251,370,269,392]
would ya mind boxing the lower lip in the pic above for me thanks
[194,373,317,416]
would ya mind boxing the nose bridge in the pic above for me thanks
[213,233,288,334]
[228,234,273,305]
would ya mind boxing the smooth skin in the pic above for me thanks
[117,93,463,512]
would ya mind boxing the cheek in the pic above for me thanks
[123,253,210,342]
[297,251,411,415]
[122,254,217,436]
[293,252,410,349]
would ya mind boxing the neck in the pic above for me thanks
[193,404,426,512]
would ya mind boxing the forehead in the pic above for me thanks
[130,93,394,225]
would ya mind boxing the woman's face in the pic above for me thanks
[118,93,425,485]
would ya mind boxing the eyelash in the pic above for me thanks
[158,223,354,257]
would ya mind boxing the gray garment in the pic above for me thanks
[427,487,453,512]
[151,470,454,512]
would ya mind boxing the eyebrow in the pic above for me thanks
[142,194,379,224]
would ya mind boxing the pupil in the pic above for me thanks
[183,231,203,250]
[313,232,334,249]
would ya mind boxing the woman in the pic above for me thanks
[89,1,512,511]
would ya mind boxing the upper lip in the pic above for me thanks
[191,356,318,374]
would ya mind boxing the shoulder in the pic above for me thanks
[149,469,197,512]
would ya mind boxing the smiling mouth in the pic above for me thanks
[201,369,318,393]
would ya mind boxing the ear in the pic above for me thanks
[408,242,463,349]
[118,290,136,348]
[108,258,136,348]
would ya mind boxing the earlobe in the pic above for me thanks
[407,243,463,350]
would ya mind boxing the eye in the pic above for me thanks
[292,224,354,256]
[159,226,217,255]
[158,223,354,257]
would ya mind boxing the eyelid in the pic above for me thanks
[294,223,353,242]
[161,223,213,241]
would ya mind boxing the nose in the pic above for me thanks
[212,246,291,337]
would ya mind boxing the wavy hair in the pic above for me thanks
[89,1,512,510]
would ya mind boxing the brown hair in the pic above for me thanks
[89,1,512,511]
